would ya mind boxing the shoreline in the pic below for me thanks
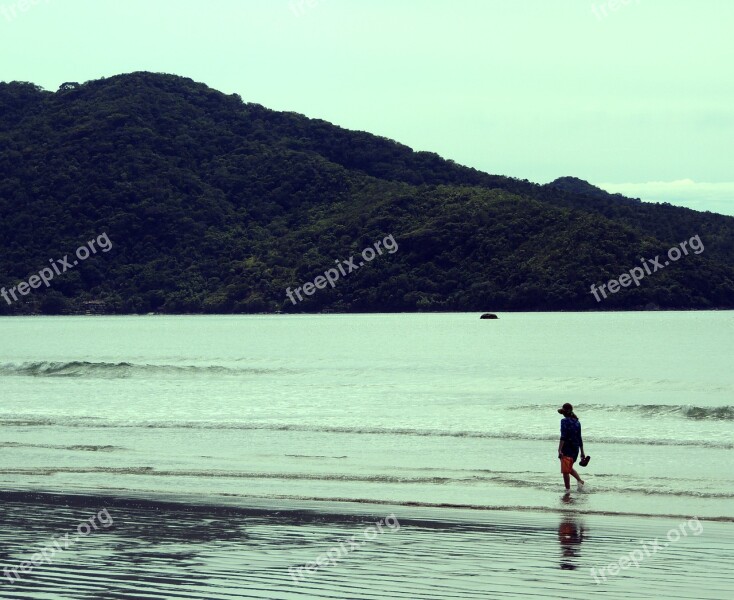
[3,308,734,317]
[2,489,732,524]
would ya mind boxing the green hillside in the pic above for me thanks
[0,72,732,314]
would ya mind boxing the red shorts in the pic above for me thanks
[560,456,575,474]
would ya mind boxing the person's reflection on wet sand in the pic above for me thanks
[558,514,586,570]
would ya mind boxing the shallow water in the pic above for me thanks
[1,313,732,519]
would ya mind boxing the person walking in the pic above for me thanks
[557,403,587,490]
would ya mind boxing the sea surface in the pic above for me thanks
[1,312,732,519]
[0,313,732,598]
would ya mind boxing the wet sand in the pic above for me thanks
[0,491,731,599]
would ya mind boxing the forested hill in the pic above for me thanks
[1,72,733,314]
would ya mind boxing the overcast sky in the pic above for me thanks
[2,0,732,215]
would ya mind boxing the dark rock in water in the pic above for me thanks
[480,313,498,319]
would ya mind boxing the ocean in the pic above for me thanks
[0,312,732,599]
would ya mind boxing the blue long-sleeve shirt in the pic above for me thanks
[560,417,583,460]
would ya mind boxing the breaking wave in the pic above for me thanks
[519,403,734,420]
[0,361,290,379]
[1,417,731,449]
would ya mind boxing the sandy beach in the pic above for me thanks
[0,491,731,599]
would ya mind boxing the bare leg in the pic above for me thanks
[570,468,584,485]
[563,473,571,490]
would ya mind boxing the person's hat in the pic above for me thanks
[557,402,573,415]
